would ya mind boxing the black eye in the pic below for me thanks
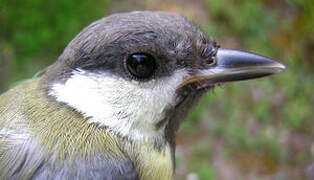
[126,53,156,79]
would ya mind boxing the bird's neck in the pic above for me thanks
[45,68,187,143]
[25,78,176,179]
[121,139,174,180]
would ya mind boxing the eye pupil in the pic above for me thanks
[126,53,156,79]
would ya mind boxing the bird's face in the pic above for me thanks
[43,11,284,142]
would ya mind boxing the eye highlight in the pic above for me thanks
[126,53,156,79]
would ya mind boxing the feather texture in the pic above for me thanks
[0,79,173,179]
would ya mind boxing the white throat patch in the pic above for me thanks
[49,69,189,141]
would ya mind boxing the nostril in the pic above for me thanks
[201,47,216,66]
[206,57,215,65]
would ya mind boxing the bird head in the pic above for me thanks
[42,11,285,144]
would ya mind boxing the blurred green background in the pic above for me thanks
[0,0,313,179]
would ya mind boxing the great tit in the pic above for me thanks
[0,11,285,180]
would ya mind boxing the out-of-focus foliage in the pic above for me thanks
[0,0,313,179]
[0,0,112,91]
[179,0,314,179]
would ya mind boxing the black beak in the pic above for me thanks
[179,48,285,87]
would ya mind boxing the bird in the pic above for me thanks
[0,11,285,180]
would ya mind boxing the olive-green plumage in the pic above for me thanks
[0,79,173,179]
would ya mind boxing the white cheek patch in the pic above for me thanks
[49,69,189,141]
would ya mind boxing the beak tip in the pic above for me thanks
[272,61,286,73]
